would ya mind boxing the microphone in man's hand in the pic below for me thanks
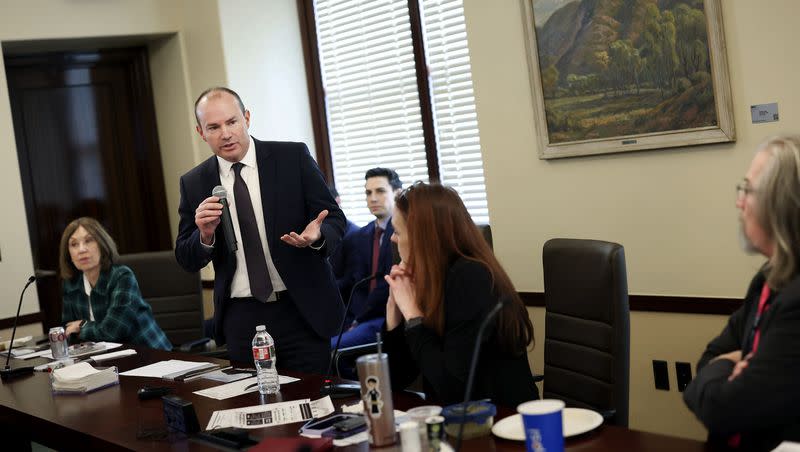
[455,294,511,452]
[1,276,37,380]
[321,271,385,398]
[212,185,238,254]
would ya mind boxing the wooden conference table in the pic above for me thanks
[0,347,711,451]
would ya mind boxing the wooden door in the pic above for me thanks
[6,47,171,330]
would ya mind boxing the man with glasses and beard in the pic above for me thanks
[684,135,800,450]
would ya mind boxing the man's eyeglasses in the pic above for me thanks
[736,180,758,199]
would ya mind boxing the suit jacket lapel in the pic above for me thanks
[255,138,278,250]
[202,156,222,196]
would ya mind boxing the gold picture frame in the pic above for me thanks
[521,0,735,159]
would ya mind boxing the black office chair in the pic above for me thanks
[540,238,630,427]
[118,251,226,358]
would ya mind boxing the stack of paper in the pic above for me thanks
[51,362,119,394]
[120,359,218,380]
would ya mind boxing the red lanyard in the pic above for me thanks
[729,283,772,448]
[751,283,772,354]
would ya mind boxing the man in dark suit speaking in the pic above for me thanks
[175,87,345,372]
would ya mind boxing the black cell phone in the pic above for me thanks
[334,416,366,432]
[300,414,361,435]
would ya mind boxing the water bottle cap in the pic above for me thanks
[255,325,266,331]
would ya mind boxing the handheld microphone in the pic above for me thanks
[212,185,238,254]
[455,295,511,452]
[1,276,37,380]
[321,272,385,398]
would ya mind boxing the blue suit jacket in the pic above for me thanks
[338,220,394,323]
[175,139,345,344]
[330,220,359,280]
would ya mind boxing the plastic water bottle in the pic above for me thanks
[252,325,279,394]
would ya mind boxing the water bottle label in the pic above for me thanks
[252,345,272,360]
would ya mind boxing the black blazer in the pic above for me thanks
[175,139,346,343]
[684,271,800,451]
[384,258,539,408]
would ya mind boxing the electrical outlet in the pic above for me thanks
[676,362,693,392]
[653,360,669,391]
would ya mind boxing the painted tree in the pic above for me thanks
[608,39,642,95]
[674,4,709,78]
[541,65,560,98]
[639,4,678,97]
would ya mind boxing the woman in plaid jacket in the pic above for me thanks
[58,217,171,350]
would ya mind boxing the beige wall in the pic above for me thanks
[218,0,316,150]
[464,0,799,440]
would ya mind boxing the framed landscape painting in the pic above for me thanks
[521,0,735,159]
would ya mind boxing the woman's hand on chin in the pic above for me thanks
[384,271,422,322]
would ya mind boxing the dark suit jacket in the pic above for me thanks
[329,220,359,282]
[337,220,394,323]
[384,258,539,408]
[175,139,345,344]
[684,271,800,451]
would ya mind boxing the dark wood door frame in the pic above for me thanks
[5,47,171,330]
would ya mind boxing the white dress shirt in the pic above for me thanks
[213,136,287,300]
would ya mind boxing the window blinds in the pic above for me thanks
[420,0,489,224]
[315,0,488,225]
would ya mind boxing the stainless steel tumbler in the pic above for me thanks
[356,352,396,446]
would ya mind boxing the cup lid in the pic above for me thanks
[441,401,497,424]
[517,399,565,415]
[355,352,387,363]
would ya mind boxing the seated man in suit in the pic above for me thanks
[332,167,403,349]
[684,135,800,450]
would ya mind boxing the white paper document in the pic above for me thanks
[773,442,800,452]
[91,349,137,362]
[15,349,52,360]
[206,396,335,430]
[194,375,301,400]
[119,359,214,378]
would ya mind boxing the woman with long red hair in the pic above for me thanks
[383,182,538,407]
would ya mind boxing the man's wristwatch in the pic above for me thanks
[79,319,88,329]
[405,316,424,331]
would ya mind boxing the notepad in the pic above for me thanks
[51,362,119,394]
[119,359,217,379]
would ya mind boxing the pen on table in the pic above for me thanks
[173,365,221,382]
[181,366,232,382]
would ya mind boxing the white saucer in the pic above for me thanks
[491,408,603,441]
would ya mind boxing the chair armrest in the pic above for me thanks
[179,337,211,352]
[599,409,616,423]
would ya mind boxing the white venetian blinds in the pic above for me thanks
[420,0,488,223]
[314,0,488,225]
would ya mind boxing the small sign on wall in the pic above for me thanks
[751,103,779,123]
